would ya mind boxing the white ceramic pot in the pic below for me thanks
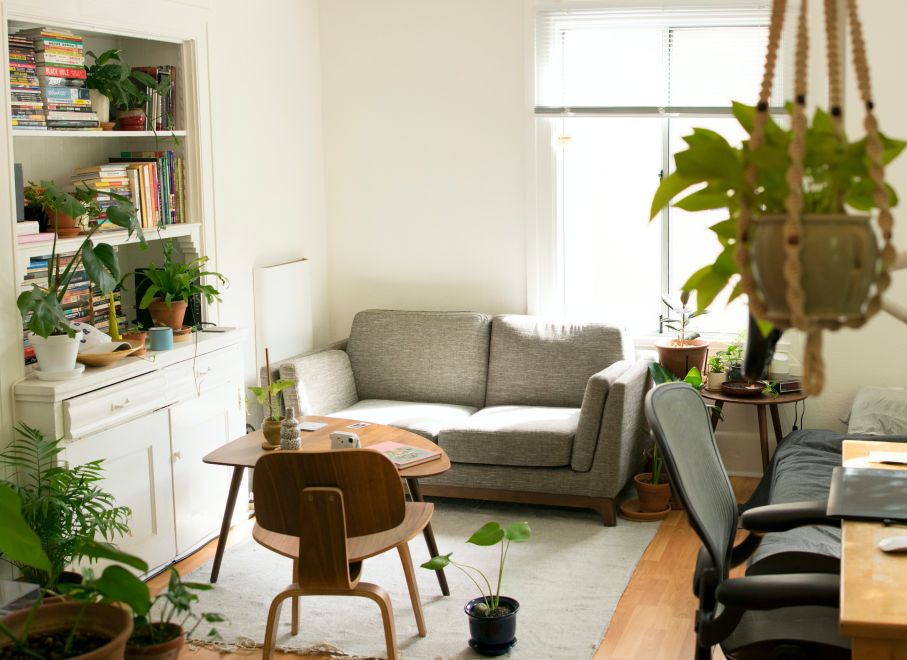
[30,333,80,372]
[708,371,728,390]
[88,89,110,123]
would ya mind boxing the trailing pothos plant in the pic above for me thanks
[137,238,227,310]
[649,102,907,314]
[17,180,145,338]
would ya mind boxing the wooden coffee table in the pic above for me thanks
[202,416,452,594]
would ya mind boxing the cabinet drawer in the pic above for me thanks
[163,345,243,401]
[64,372,168,440]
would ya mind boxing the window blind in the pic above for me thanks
[535,5,797,113]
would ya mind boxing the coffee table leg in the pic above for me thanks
[709,400,725,433]
[770,404,784,445]
[211,466,245,583]
[757,405,770,471]
[406,477,450,596]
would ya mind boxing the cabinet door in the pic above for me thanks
[63,409,176,573]
[170,378,246,555]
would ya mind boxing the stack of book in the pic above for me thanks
[70,165,136,231]
[17,27,98,131]
[112,151,185,225]
[132,65,177,130]
[9,36,45,130]
[16,220,52,244]
[89,288,125,334]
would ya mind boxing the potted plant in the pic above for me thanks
[84,49,170,129]
[656,291,710,379]
[25,181,81,238]
[23,181,48,228]
[706,344,743,390]
[136,239,227,331]
[248,378,296,447]
[17,180,144,373]
[123,322,148,356]
[422,522,530,656]
[0,425,132,600]
[635,445,671,514]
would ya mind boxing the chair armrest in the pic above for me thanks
[572,361,631,471]
[715,573,840,610]
[273,345,358,416]
[740,501,840,533]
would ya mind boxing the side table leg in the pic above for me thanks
[406,477,450,596]
[757,406,770,471]
[210,466,245,583]
[710,400,725,433]
[770,404,784,445]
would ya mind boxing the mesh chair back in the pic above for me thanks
[645,383,738,580]
[253,450,406,539]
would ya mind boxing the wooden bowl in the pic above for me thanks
[76,341,140,367]
[720,380,767,398]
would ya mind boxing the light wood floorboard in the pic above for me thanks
[162,477,760,660]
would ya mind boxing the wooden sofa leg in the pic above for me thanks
[591,497,617,526]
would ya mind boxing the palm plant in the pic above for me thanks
[0,424,132,592]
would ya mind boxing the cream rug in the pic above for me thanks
[183,498,659,660]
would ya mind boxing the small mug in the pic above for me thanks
[148,327,173,351]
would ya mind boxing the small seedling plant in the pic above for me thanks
[247,379,295,422]
[421,521,530,617]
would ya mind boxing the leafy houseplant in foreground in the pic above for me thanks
[0,424,132,595]
[422,522,530,653]
[136,238,227,331]
[655,291,710,380]
[17,180,144,373]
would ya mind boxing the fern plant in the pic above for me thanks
[0,424,132,592]
[137,238,227,310]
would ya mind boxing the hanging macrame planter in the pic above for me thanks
[736,0,897,396]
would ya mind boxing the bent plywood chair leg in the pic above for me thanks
[396,542,427,637]
[291,558,300,636]
[263,585,302,660]
[354,582,399,660]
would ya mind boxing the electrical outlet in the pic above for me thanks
[330,431,361,450]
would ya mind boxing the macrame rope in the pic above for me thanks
[824,0,843,137]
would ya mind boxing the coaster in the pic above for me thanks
[35,364,86,381]
[618,498,672,522]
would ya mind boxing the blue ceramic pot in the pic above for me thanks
[465,596,519,656]
[148,327,173,351]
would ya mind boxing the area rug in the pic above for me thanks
[182,498,659,660]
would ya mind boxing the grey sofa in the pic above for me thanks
[262,310,653,525]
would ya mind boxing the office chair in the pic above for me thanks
[645,382,850,660]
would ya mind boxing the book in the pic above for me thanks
[365,441,442,469]
[15,221,40,236]
[17,233,53,244]
[38,65,86,79]
[34,52,84,66]
[43,87,90,101]
[37,76,84,87]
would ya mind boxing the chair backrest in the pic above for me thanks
[254,450,406,540]
[645,383,738,581]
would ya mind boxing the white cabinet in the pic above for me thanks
[170,378,245,554]
[64,409,177,571]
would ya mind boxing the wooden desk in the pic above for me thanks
[203,416,452,595]
[841,440,907,659]
[701,389,807,471]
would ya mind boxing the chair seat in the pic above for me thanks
[254,501,434,562]
[722,606,851,660]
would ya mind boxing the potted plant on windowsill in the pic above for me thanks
[422,522,530,656]
[17,181,144,374]
[655,291,710,379]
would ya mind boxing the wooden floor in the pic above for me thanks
[159,477,760,660]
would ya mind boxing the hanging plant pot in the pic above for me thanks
[654,338,709,380]
[750,214,879,322]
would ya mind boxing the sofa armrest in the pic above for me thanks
[276,348,358,416]
[258,339,352,416]
[588,359,654,498]
[572,361,631,471]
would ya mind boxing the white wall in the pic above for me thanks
[318,0,528,339]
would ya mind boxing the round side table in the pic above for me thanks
[701,389,808,471]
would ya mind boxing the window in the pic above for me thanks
[535,6,795,334]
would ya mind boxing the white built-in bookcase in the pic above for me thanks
[0,1,217,442]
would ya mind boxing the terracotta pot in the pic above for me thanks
[125,623,184,660]
[635,473,672,513]
[15,570,82,605]
[147,299,188,330]
[750,214,878,323]
[0,602,133,660]
[262,418,284,447]
[46,209,82,238]
[654,338,710,380]
[123,332,148,356]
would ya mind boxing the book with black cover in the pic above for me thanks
[827,467,907,522]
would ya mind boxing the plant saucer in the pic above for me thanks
[35,363,86,381]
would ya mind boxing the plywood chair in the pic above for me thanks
[253,450,434,660]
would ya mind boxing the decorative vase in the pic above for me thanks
[88,89,111,123]
[147,298,188,330]
[30,332,80,373]
[707,371,727,390]
[117,108,146,131]
[465,596,519,656]
[125,623,184,660]
[750,214,878,323]
[280,407,301,450]
[262,417,284,448]
[635,473,672,513]
[654,338,710,380]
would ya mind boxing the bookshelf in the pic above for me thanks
[13,130,188,138]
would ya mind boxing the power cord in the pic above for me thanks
[793,401,799,431]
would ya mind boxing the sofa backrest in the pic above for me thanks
[346,310,492,409]
[485,315,633,408]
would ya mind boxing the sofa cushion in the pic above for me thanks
[327,399,477,441]
[346,310,492,409]
[484,316,632,409]
[438,406,580,467]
